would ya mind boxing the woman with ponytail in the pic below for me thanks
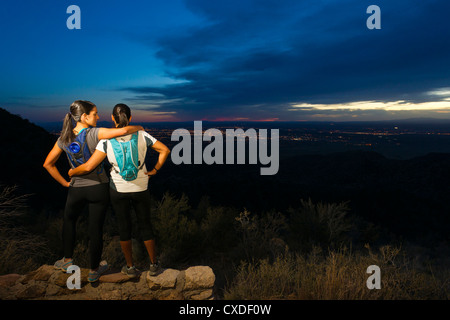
[69,103,170,277]
[43,100,144,282]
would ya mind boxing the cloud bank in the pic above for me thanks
[120,0,450,121]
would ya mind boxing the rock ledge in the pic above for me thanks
[0,264,216,300]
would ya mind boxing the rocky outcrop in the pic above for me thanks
[0,265,216,300]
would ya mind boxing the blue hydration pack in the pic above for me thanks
[64,128,91,168]
[110,132,143,181]
[64,128,103,174]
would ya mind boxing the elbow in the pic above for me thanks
[43,162,52,171]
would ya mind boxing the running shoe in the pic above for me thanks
[54,257,73,272]
[88,261,109,282]
[149,262,161,276]
[121,265,139,278]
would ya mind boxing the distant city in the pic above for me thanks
[38,119,450,160]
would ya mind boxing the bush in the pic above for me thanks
[234,208,288,261]
[0,185,52,274]
[286,198,352,252]
[152,192,199,266]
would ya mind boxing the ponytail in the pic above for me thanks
[112,103,131,128]
[117,112,129,128]
[60,112,75,145]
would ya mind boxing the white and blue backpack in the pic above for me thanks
[110,132,144,181]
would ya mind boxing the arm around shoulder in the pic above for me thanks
[97,125,144,140]
[69,149,107,177]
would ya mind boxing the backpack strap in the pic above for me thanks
[65,151,77,169]
[110,137,125,174]
[130,132,141,169]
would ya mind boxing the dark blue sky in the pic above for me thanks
[2,0,450,122]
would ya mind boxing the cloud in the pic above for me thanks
[120,0,450,121]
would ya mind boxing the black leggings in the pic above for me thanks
[63,183,109,270]
[109,188,155,242]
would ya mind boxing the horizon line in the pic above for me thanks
[35,117,450,124]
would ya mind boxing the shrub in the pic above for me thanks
[0,185,52,274]
[152,192,199,266]
[287,198,352,252]
[234,208,288,261]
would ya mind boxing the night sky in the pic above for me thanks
[1,0,450,123]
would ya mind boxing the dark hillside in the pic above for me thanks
[0,108,68,211]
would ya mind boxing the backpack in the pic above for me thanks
[110,132,144,181]
[64,128,103,174]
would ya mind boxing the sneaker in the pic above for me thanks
[149,262,161,276]
[121,265,139,278]
[88,261,109,283]
[54,257,73,272]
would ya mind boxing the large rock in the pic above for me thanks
[147,268,180,289]
[0,274,21,287]
[184,266,215,290]
[145,267,215,300]
[20,265,54,283]
[99,271,130,283]
[15,283,47,299]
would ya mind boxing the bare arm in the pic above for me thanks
[68,150,107,177]
[146,141,171,177]
[43,142,70,187]
[97,126,144,140]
